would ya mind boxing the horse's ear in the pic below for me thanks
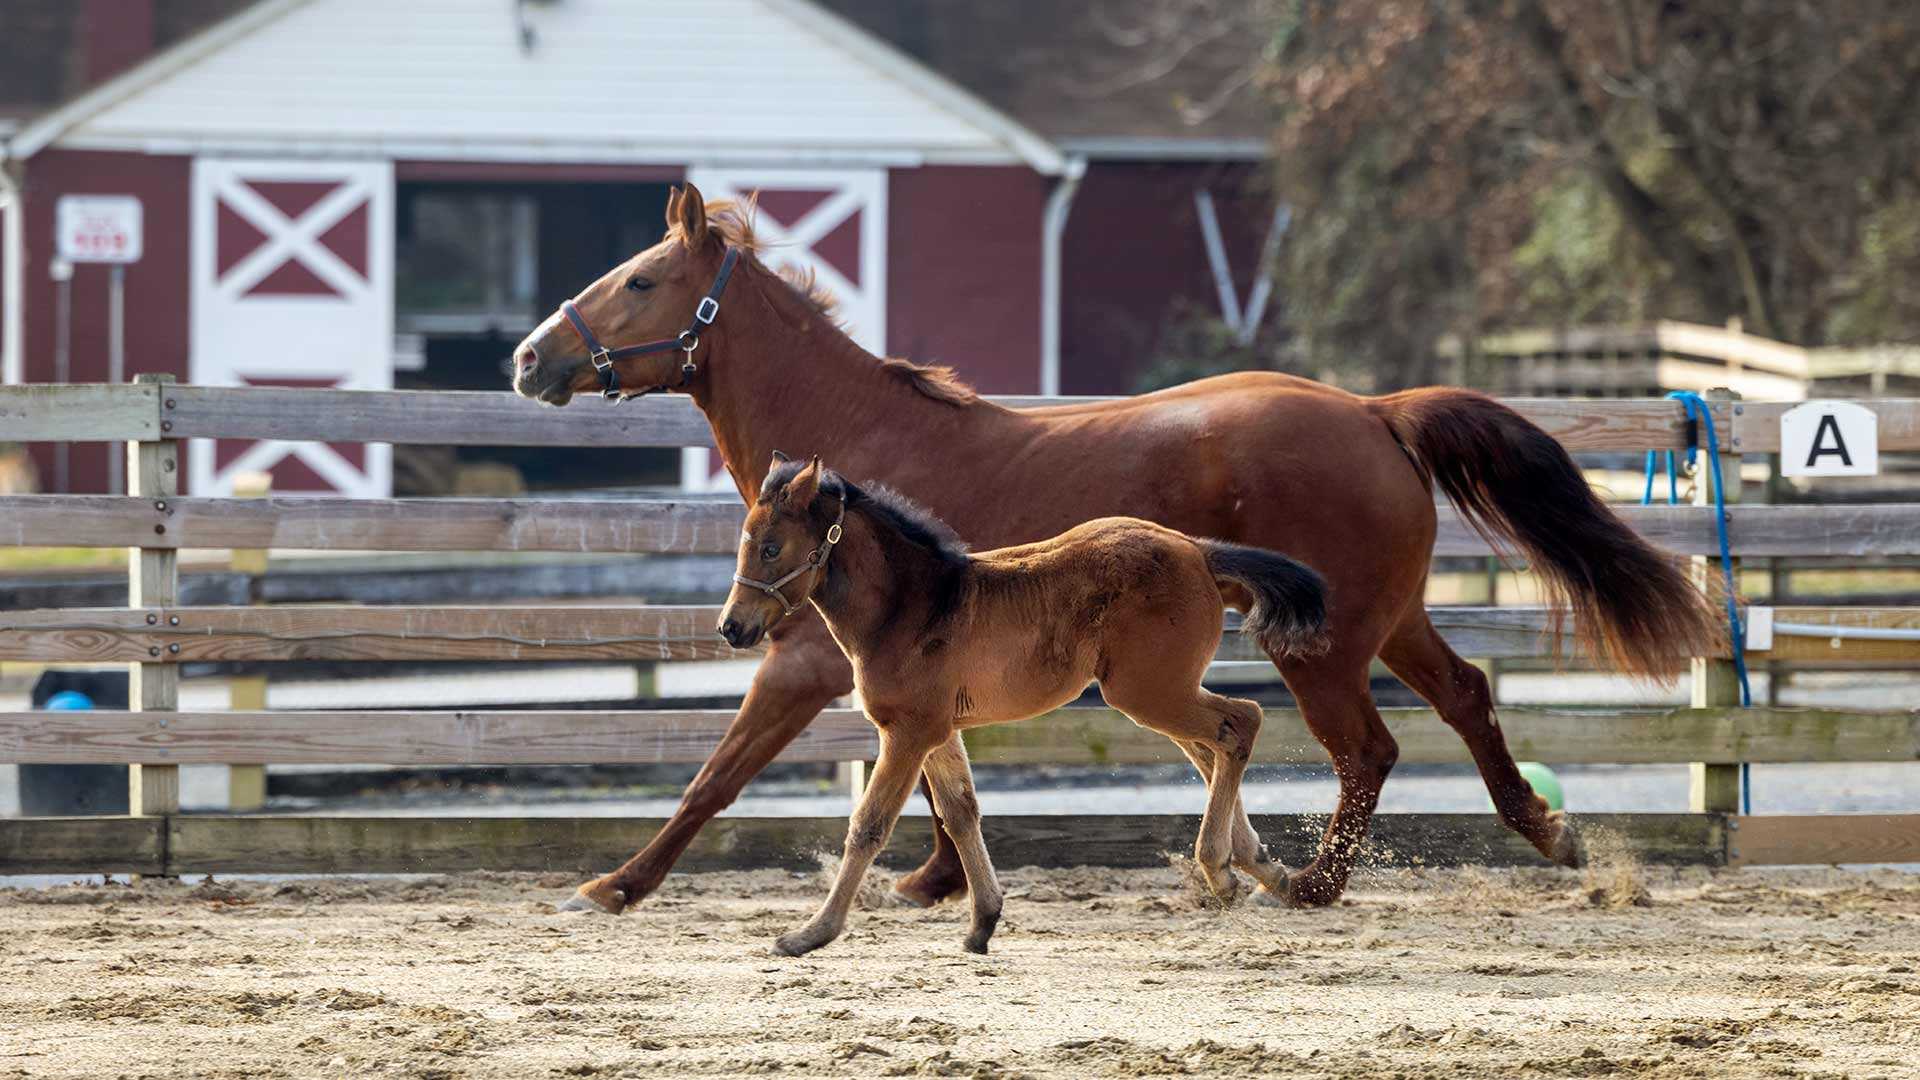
[664,185,682,227]
[785,455,823,508]
[677,182,709,248]
[770,450,790,465]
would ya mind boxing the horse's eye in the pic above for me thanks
[761,544,780,561]
[626,276,653,293]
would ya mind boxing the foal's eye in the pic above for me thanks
[760,544,780,561]
[625,276,653,293]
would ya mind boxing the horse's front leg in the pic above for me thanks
[562,618,852,914]
[775,724,939,956]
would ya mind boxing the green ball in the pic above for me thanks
[1516,761,1565,812]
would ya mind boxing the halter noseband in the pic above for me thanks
[555,247,741,402]
[732,495,847,617]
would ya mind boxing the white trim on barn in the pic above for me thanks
[13,0,1060,173]
[189,158,395,497]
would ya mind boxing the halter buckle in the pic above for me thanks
[695,296,720,325]
[589,347,613,371]
[826,523,842,545]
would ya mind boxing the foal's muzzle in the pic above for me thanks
[717,612,763,650]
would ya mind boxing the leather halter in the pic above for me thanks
[733,495,846,617]
[555,247,741,402]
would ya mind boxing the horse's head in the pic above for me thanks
[512,183,736,406]
[718,453,845,648]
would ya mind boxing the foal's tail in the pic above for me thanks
[1202,541,1332,661]
[1370,387,1722,680]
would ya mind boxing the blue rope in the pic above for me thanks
[1642,391,1752,813]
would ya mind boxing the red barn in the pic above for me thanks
[1,0,1278,495]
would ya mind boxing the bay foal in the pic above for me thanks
[718,455,1330,955]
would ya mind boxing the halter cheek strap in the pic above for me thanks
[557,247,741,402]
[732,497,847,617]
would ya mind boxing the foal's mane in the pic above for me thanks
[673,198,979,408]
[762,460,970,570]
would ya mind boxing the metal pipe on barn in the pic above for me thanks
[1039,156,1087,397]
[0,161,23,386]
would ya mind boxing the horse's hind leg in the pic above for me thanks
[1173,740,1287,898]
[921,734,1003,953]
[1379,611,1581,868]
[774,724,938,957]
[1277,650,1401,907]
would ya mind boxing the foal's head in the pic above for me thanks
[511,184,735,406]
[717,454,845,649]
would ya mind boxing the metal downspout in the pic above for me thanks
[1040,156,1087,397]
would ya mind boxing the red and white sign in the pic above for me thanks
[56,195,143,264]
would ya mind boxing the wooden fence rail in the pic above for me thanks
[2,604,1915,664]
[0,704,1913,767]
[7,383,1920,452]
[5,496,1920,558]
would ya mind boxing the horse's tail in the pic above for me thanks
[1202,541,1332,661]
[1370,387,1722,680]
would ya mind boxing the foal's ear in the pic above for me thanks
[784,455,823,508]
[770,450,790,465]
[676,183,710,248]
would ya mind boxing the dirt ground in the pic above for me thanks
[3,851,1918,1079]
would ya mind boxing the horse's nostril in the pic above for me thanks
[719,618,740,644]
[514,348,539,373]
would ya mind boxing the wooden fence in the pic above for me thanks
[3,380,1919,876]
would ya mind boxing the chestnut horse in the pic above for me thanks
[721,455,1331,951]
[512,185,1718,914]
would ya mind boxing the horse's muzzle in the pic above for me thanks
[717,615,762,651]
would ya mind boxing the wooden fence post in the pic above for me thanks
[227,471,271,811]
[128,373,179,822]
[1690,387,1742,814]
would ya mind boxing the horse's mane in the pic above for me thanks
[762,460,970,570]
[673,197,979,409]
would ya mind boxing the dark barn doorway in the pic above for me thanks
[394,180,676,493]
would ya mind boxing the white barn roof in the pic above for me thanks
[10,0,1063,172]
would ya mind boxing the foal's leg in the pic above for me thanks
[1174,740,1288,897]
[921,734,1004,953]
[774,726,937,957]
[1102,681,1261,901]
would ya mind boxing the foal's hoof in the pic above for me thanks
[555,879,627,915]
[1248,884,1292,909]
[1547,813,1586,869]
[772,930,829,957]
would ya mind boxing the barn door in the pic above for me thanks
[189,158,394,496]
[680,167,887,492]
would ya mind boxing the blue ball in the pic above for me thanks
[43,690,95,711]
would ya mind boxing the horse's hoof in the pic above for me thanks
[1548,814,1585,869]
[963,934,991,955]
[883,886,936,909]
[890,871,964,909]
[556,883,626,915]
[1280,872,1339,908]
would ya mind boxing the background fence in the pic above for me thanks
[3,378,1918,876]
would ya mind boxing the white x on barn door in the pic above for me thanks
[681,167,888,492]
[189,159,394,496]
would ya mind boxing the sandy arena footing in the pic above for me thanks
[2,856,1917,1078]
